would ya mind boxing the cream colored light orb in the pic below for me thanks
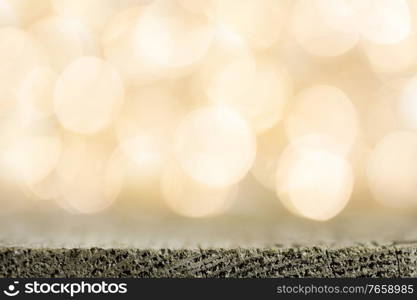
[25,171,62,201]
[3,134,62,186]
[0,0,18,27]
[115,87,184,141]
[251,126,287,191]
[174,106,256,188]
[134,0,213,70]
[116,87,183,179]
[30,16,98,71]
[51,0,150,33]
[6,0,51,25]
[197,27,255,104]
[362,87,400,146]
[357,0,411,45]
[285,85,359,154]
[161,163,236,218]
[0,118,62,186]
[367,131,417,207]
[211,0,285,49]
[121,134,169,175]
[207,57,292,133]
[54,57,124,134]
[292,0,359,57]
[363,37,417,75]
[17,66,56,121]
[276,137,353,221]
[176,0,213,14]
[0,27,47,115]
[399,75,417,131]
[56,138,124,214]
[102,6,154,85]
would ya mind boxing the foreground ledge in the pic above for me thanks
[1,244,416,278]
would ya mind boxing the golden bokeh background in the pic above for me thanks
[0,0,416,222]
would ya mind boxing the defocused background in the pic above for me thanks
[0,0,417,247]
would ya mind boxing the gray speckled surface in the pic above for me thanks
[1,212,417,277]
[1,244,416,277]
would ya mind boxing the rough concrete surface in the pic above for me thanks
[0,244,416,278]
[1,212,417,277]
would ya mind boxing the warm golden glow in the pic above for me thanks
[54,57,124,134]
[17,66,56,121]
[367,131,417,208]
[211,0,286,49]
[161,163,236,218]
[0,27,47,115]
[285,85,359,155]
[174,105,256,188]
[55,137,124,214]
[0,0,416,221]
[207,56,292,133]
[292,0,359,57]
[29,16,98,71]
[276,135,354,221]
[400,75,417,131]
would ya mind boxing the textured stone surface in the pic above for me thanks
[0,244,416,278]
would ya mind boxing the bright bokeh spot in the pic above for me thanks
[251,126,287,191]
[134,0,213,70]
[54,57,124,134]
[285,85,359,155]
[161,163,236,218]
[0,27,47,115]
[356,0,411,45]
[0,0,18,27]
[174,105,256,188]
[207,56,292,133]
[367,131,417,208]
[55,137,124,214]
[399,75,417,131]
[29,16,98,71]
[211,0,286,49]
[292,0,359,57]
[17,66,56,121]
[364,37,417,75]
[276,136,353,221]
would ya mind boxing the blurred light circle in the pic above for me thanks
[0,117,62,188]
[285,85,359,154]
[0,0,18,27]
[115,86,184,142]
[120,134,170,178]
[357,0,411,45]
[276,136,353,221]
[399,75,417,131]
[7,0,51,26]
[54,57,124,134]
[101,6,161,86]
[251,126,287,191]
[367,131,417,208]
[176,0,213,14]
[161,163,236,218]
[134,0,213,70]
[207,56,292,133]
[29,16,98,71]
[292,0,359,57]
[174,105,256,188]
[51,0,149,33]
[211,0,285,49]
[0,27,47,115]
[56,138,124,214]
[17,66,56,121]
[364,37,417,75]
[3,134,62,186]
